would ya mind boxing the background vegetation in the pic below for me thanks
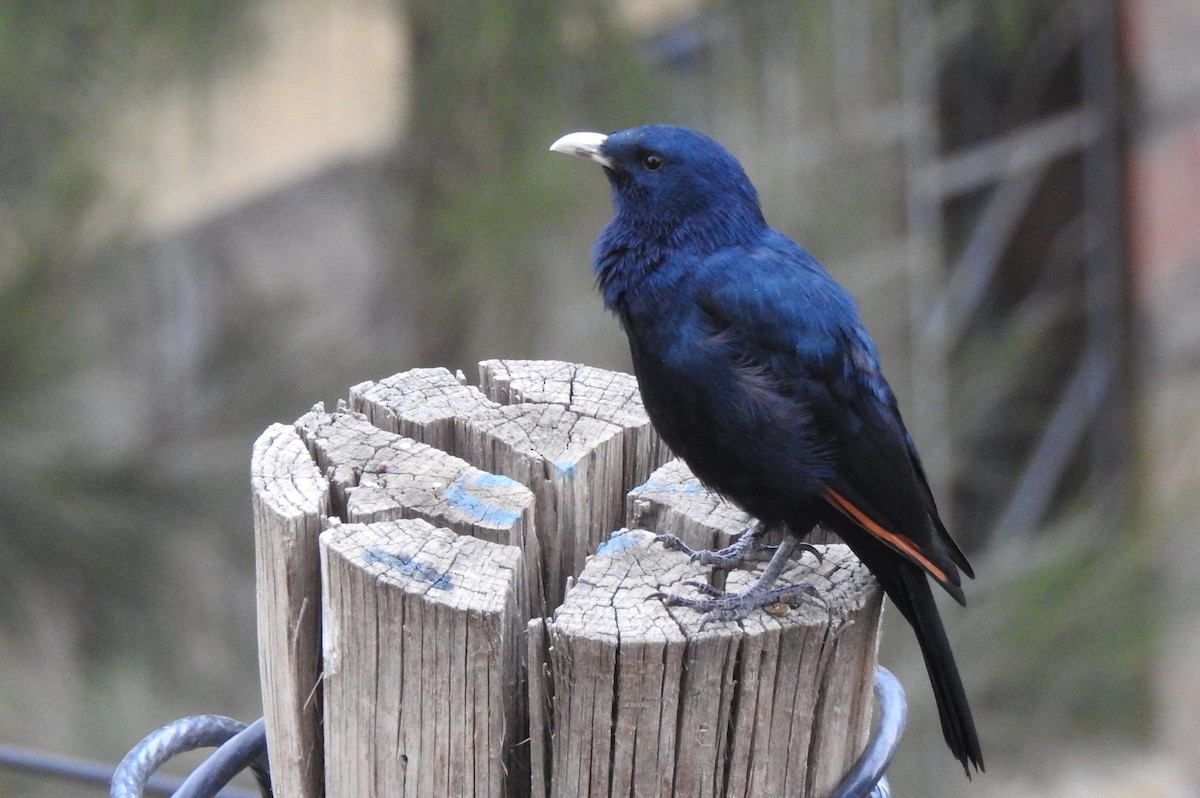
[0,1,1181,795]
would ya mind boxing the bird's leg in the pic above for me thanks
[655,521,821,569]
[651,537,824,625]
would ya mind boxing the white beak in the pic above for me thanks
[549,131,613,168]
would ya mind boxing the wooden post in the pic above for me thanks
[252,360,883,798]
[252,424,329,798]
[320,518,525,796]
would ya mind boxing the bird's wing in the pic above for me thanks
[698,245,970,598]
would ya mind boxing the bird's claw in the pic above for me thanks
[652,526,825,625]
[654,525,822,570]
[650,580,825,627]
[653,533,700,558]
[653,533,763,567]
[796,541,823,564]
[682,579,726,598]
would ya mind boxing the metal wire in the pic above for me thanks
[168,718,271,798]
[110,715,269,798]
[829,666,907,798]
[0,742,199,796]
[102,668,901,797]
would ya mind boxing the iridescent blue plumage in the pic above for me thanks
[552,124,983,774]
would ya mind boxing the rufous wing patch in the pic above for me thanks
[823,486,949,586]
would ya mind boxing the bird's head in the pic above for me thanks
[550,124,767,253]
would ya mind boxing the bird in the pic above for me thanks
[550,124,983,775]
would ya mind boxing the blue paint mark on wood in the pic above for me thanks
[552,459,577,477]
[365,548,454,590]
[470,473,522,490]
[630,478,704,496]
[596,529,638,556]
[443,474,522,527]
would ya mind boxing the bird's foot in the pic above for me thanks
[650,578,824,627]
[654,523,821,570]
[653,533,758,566]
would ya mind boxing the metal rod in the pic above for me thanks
[829,666,907,798]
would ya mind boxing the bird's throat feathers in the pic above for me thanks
[591,192,766,313]
[591,222,668,312]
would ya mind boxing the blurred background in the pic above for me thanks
[1,0,1196,795]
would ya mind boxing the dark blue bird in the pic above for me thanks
[551,124,983,774]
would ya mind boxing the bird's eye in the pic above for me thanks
[640,152,664,171]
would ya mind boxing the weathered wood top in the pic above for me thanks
[252,360,883,798]
[321,518,525,796]
[538,530,880,798]
[251,423,329,798]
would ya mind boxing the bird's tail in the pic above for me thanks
[888,566,984,775]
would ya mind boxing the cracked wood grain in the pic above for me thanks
[321,519,524,797]
[251,423,329,798]
[349,363,673,611]
[255,361,881,798]
[545,530,882,798]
